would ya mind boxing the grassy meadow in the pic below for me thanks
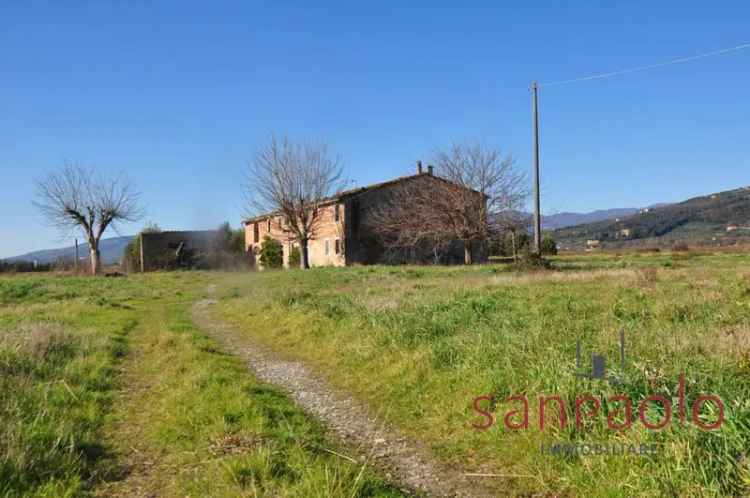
[215,251,750,497]
[0,273,403,497]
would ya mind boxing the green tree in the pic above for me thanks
[540,235,558,255]
[230,229,246,255]
[215,221,246,255]
[259,235,283,268]
[500,231,530,259]
[214,222,233,252]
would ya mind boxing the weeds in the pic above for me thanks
[637,266,659,286]
[217,252,750,497]
[0,273,401,498]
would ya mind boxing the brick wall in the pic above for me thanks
[245,203,345,269]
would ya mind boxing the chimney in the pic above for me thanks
[427,164,434,175]
[416,160,423,174]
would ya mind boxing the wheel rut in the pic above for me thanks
[191,290,498,498]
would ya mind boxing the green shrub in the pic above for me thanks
[512,251,551,271]
[492,231,532,258]
[215,221,246,255]
[259,236,283,269]
[541,235,558,255]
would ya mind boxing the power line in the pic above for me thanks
[539,41,750,88]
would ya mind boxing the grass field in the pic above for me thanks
[0,273,403,497]
[215,252,750,497]
[3,252,750,497]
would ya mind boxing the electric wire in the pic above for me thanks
[539,41,750,88]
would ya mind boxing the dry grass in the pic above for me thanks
[7,323,74,360]
[709,324,750,359]
[489,267,639,286]
[636,266,659,286]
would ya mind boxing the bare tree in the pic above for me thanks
[244,135,344,269]
[34,163,143,275]
[367,179,450,264]
[371,143,527,265]
[492,210,533,261]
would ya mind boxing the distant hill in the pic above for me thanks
[554,186,750,249]
[3,236,134,265]
[542,208,639,230]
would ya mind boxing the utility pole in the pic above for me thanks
[74,238,79,273]
[531,81,542,254]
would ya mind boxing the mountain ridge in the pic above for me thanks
[541,208,639,230]
[3,236,134,265]
[554,186,750,249]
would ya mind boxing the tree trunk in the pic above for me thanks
[463,240,472,265]
[89,246,101,275]
[301,239,310,269]
[511,231,518,262]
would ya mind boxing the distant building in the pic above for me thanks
[727,224,739,232]
[586,239,601,250]
[617,228,632,238]
[244,166,488,268]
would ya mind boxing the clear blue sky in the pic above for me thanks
[2,1,749,257]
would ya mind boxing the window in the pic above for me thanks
[334,203,340,222]
[253,222,259,242]
[325,239,330,256]
[335,239,340,255]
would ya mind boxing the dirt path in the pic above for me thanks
[93,318,172,498]
[192,290,498,498]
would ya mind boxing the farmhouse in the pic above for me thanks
[244,165,487,268]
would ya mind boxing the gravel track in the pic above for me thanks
[192,290,498,498]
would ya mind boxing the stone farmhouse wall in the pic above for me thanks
[345,174,486,265]
[243,172,487,268]
[245,202,345,269]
